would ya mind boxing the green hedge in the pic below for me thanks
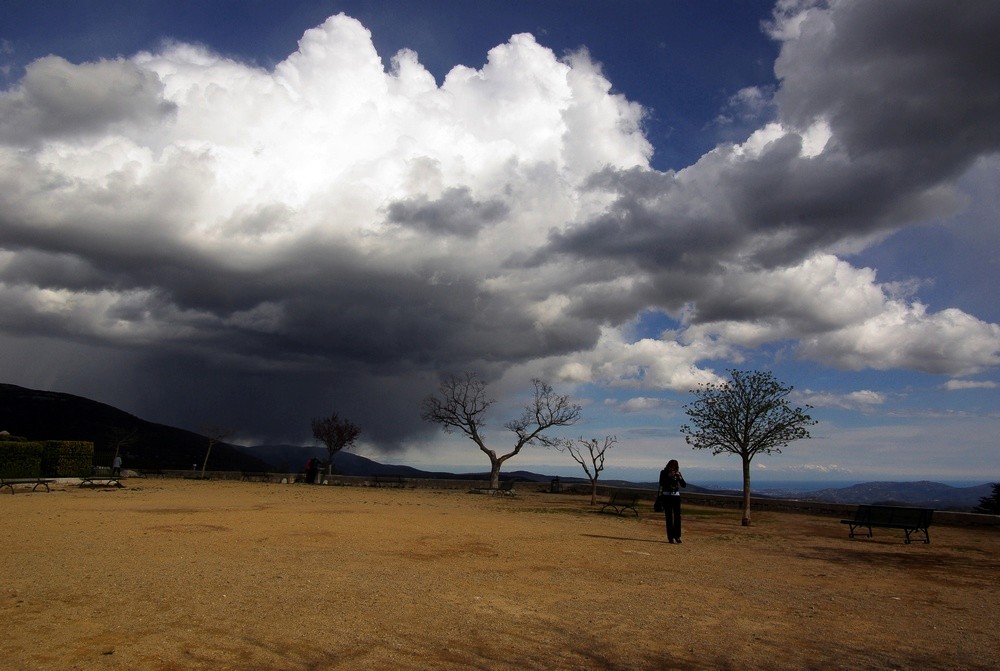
[0,441,45,478]
[46,441,94,477]
[0,440,94,477]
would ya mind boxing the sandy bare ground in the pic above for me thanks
[2,479,998,671]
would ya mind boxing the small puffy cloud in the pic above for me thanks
[799,389,885,411]
[715,85,775,126]
[618,396,666,413]
[943,379,998,391]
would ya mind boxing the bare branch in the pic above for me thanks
[422,373,581,488]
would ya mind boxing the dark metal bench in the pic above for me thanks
[79,474,125,489]
[1,477,55,494]
[600,490,640,517]
[841,504,934,544]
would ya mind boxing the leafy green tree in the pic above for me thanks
[311,412,361,475]
[972,483,1000,515]
[422,373,581,489]
[680,370,816,526]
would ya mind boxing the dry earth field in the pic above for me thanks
[2,478,998,671]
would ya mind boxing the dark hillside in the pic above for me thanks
[0,383,269,472]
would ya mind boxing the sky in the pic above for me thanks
[1,0,998,485]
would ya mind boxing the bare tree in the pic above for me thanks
[422,373,581,489]
[201,426,235,478]
[680,370,815,526]
[105,425,138,464]
[559,435,617,505]
[311,412,361,475]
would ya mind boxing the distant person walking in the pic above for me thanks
[111,454,122,476]
[659,459,686,543]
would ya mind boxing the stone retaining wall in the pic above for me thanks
[154,470,1000,527]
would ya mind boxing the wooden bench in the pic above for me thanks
[79,474,125,489]
[1,477,55,494]
[600,490,640,517]
[841,504,934,544]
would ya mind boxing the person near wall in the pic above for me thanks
[111,454,122,476]
[305,457,317,484]
[659,459,687,543]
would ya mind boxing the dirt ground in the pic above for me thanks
[2,479,998,671]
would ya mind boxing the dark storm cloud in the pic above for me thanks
[543,0,1000,285]
[386,187,509,237]
[773,0,1000,171]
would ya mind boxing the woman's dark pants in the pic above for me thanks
[663,495,681,541]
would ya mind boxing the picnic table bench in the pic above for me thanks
[79,474,125,489]
[1,477,55,494]
[841,504,934,544]
[600,490,640,517]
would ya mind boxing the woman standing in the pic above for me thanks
[659,459,687,543]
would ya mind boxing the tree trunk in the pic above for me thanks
[590,479,598,505]
[489,459,501,489]
[201,440,213,478]
[741,457,752,526]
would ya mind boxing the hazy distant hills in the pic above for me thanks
[799,481,993,511]
[1,382,994,510]
[247,444,564,483]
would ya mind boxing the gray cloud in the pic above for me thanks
[0,56,176,144]
[772,0,1000,173]
[386,187,509,237]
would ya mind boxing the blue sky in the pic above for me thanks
[1,1,998,485]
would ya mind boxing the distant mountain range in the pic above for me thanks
[1,383,994,511]
[798,481,993,511]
